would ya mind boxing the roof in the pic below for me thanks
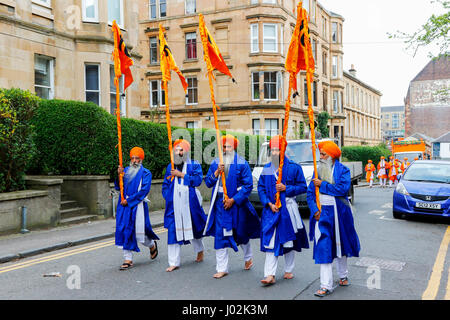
[433,131,450,143]
[410,132,435,142]
[381,106,404,113]
[411,55,450,83]
[344,71,382,96]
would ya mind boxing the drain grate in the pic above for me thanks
[354,257,406,272]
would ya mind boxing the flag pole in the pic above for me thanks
[163,80,175,178]
[302,17,321,212]
[200,14,228,200]
[112,22,125,203]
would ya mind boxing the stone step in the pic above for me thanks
[60,193,72,202]
[60,200,78,211]
[60,207,89,219]
[59,215,99,227]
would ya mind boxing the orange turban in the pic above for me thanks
[404,157,408,161]
[130,147,145,160]
[381,156,385,160]
[368,160,372,163]
[222,134,239,150]
[414,157,419,160]
[318,141,341,159]
[173,139,191,152]
[269,135,286,150]
[390,156,394,160]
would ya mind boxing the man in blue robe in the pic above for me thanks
[115,147,160,270]
[203,134,261,279]
[162,139,207,272]
[258,135,309,285]
[306,141,361,297]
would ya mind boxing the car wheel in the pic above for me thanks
[348,183,355,204]
[393,211,403,219]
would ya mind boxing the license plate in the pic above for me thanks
[415,202,441,210]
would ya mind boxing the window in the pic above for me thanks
[149,0,166,19]
[311,38,317,63]
[303,80,317,106]
[108,0,123,27]
[251,0,259,4]
[83,0,98,22]
[322,52,327,75]
[110,65,126,116]
[323,88,328,111]
[85,64,100,106]
[33,0,51,7]
[303,0,309,12]
[186,121,198,129]
[262,0,277,3]
[392,113,399,129]
[333,90,341,113]
[150,80,166,108]
[150,37,158,64]
[252,72,260,101]
[311,0,316,22]
[252,119,261,135]
[263,71,277,100]
[280,24,284,55]
[185,32,197,60]
[332,22,338,43]
[263,24,277,53]
[265,119,279,137]
[332,55,338,78]
[185,0,196,14]
[34,55,54,100]
[251,24,259,53]
[186,77,198,105]
[322,17,327,38]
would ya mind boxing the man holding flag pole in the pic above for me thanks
[112,21,159,270]
[199,14,260,279]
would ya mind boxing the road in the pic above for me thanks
[0,186,449,301]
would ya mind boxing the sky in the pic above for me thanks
[318,0,446,107]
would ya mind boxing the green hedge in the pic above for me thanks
[0,89,39,192]
[342,144,392,166]
[29,99,263,180]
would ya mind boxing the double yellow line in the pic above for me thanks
[422,226,450,300]
[0,227,166,275]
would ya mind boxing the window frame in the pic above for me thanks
[262,23,278,53]
[251,72,260,101]
[186,76,198,105]
[110,64,126,116]
[250,24,259,53]
[185,0,196,15]
[263,71,278,101]
[108,0,124,28]
[82,0,99,23]
[149,80,166,108]
[34,54,55,100]
[85,63,101,106]
[185,32,197,60]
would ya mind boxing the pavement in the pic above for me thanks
[0,208,167,264]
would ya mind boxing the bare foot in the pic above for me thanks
[260,275,276,286]
[284,272,294,280]
[244,258,253,270]
[166,266,179,272]
[195,251,204,263]
[213,272,228,279]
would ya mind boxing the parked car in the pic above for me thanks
[393,160,450,219]
[249,139,363,215]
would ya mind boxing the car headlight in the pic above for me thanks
[396,182,409,196]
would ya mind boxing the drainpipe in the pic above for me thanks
[20,206,30,234]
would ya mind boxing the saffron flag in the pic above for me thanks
[285,4,315,96]
[199,14,235,82]
[159,24,188,94]
[112,21,134,90]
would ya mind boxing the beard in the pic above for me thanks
[318,157,334,184]
[223,150,235,176]
[174,152,188,166]
[125,162,142,184]
[271,154,280,169]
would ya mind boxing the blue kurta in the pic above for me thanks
[258,158,309,257]
[115,166,160,252]
[162,159,207,245]
[306,160,361,264]
[204,153,261,252]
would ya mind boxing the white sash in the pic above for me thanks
[173,162,194,242]
[377,160,386,177]
[134,179,145,244]
[318,193,342,258]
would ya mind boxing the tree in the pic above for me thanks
[317,112,330,138]
[388,0,449,58]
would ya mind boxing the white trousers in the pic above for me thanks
[123,236,155,261]
[264,251,295,277]
[369,179,373,187]
[168,239,204,267]
[319,256,348,290]
[379,178,386,186]
[216,242,253,273]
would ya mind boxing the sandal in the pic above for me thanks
[150,242,158,260]
[260,276,276,286]
[314,287,332,297]
[119,262,133,271]
[339,277,350,286]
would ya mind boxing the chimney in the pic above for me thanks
[349,64,356,77]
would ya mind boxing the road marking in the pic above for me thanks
[0,227,167,275]
[378,215,397,221]
[382,203,393,209]
[369,210,386,215]
[422,226,450,300]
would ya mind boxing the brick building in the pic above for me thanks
[404,55,450,139]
